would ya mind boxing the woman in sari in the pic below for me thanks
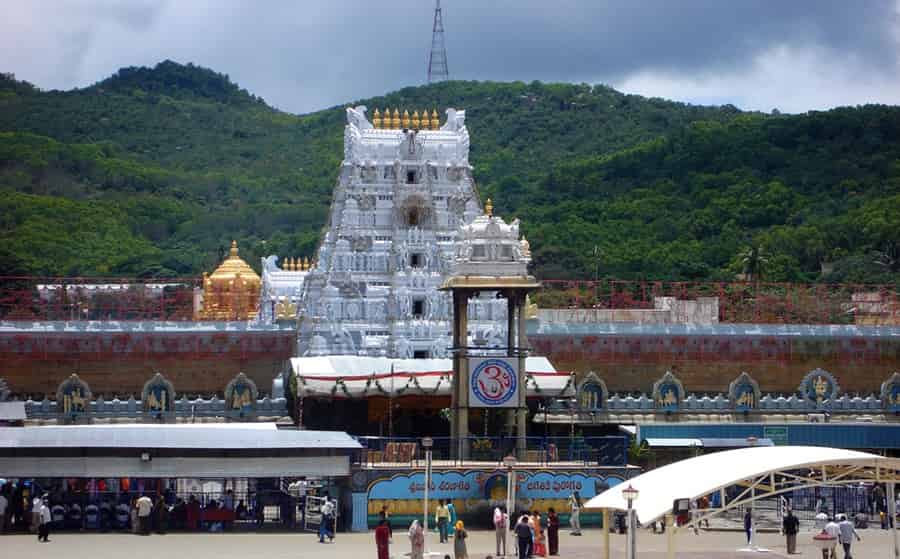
[547,508,560,556]
[409,519,425,559]
[375,518,391,559]
[453,520,468,559]
[533,512,547,557]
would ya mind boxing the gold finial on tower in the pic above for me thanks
[401,109,411,129]
[303,256,310,271]
[430,109,440,130]
[411,110,421,129]
[372,108,382,128]
[485,198,493,217]
[391,108,401,129]
[287,257,295,271]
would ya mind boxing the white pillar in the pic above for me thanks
[423,449,431,541]
[666,514,675,559]
[506,467,514,558]
[628,502,637,559]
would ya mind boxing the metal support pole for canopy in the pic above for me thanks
[889,481,899,559]
[601,509,610,559]
[666,514,675,559]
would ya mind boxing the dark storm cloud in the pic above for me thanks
[3,0,899,113]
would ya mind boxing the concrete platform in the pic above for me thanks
[1,527,896,559]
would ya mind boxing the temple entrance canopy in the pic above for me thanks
[586,445,900,557]
[441,199,540,459]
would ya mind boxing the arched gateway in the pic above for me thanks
[586,446,900,558]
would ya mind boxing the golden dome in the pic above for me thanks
[209,240,260,284]
[197,240,261,320]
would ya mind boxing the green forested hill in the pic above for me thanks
[0,61,897,284]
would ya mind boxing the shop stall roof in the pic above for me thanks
[0,423,361,450]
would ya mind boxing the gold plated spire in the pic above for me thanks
[372,108,442,130]
[485,198,493,217]
[197,240,261,320]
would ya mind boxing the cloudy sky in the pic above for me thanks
[4,0,900,114]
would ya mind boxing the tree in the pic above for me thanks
[739,245,769,284]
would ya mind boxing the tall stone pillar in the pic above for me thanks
[451,290,470,459]
[515,292,528,459]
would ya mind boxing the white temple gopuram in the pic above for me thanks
[260,106,513,358]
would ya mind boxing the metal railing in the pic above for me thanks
[535,279,899,325]
[1,276,896,325]
[353,435,628,467]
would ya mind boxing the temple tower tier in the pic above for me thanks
[277,106,508,358]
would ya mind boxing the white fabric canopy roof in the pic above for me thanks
[291,356,569,398]
[585,445,900,523]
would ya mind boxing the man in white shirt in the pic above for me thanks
[38,497,51,542]
[31,495,42,533]
[319,495,335,543]
[135,494,153,535]
[823,517,840,559]
[837,514,860,559]
[569,492,582,535]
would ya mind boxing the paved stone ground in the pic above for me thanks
[0,528,896,559]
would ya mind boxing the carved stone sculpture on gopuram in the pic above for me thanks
[259,105,510,357]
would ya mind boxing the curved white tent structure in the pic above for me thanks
[586,445,899,522]
[586,446,900,558]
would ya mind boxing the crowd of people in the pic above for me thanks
[0,481,264,536]
[372,502,572,559]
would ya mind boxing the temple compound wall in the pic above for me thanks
[529,323,900,394]
[2,321,897,399]
[0,324,295,397]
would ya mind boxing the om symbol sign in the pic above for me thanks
[470,359,517,406]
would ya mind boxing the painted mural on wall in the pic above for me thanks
[366,469,625,518]
[798,368,840,407]
[652,370,684,412]
[578,372,607,410]
[881,372,900,412]
[224,372,258,416]
[56,373,92,422]
[142,372,174,416]
[728,372,760,411]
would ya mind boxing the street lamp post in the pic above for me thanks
[422,437,434,555]
[621,484,640,559]
[504,454,517,558]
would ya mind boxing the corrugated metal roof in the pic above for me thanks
[0,423,361,450]
[637,423,900,450]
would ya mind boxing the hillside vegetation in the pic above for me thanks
[0,61,897,285]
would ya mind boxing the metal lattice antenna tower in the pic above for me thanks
[427,0,449,83]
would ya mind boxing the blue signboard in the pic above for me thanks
[368,470,623,501]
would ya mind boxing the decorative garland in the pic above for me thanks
[330,377,352,398]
